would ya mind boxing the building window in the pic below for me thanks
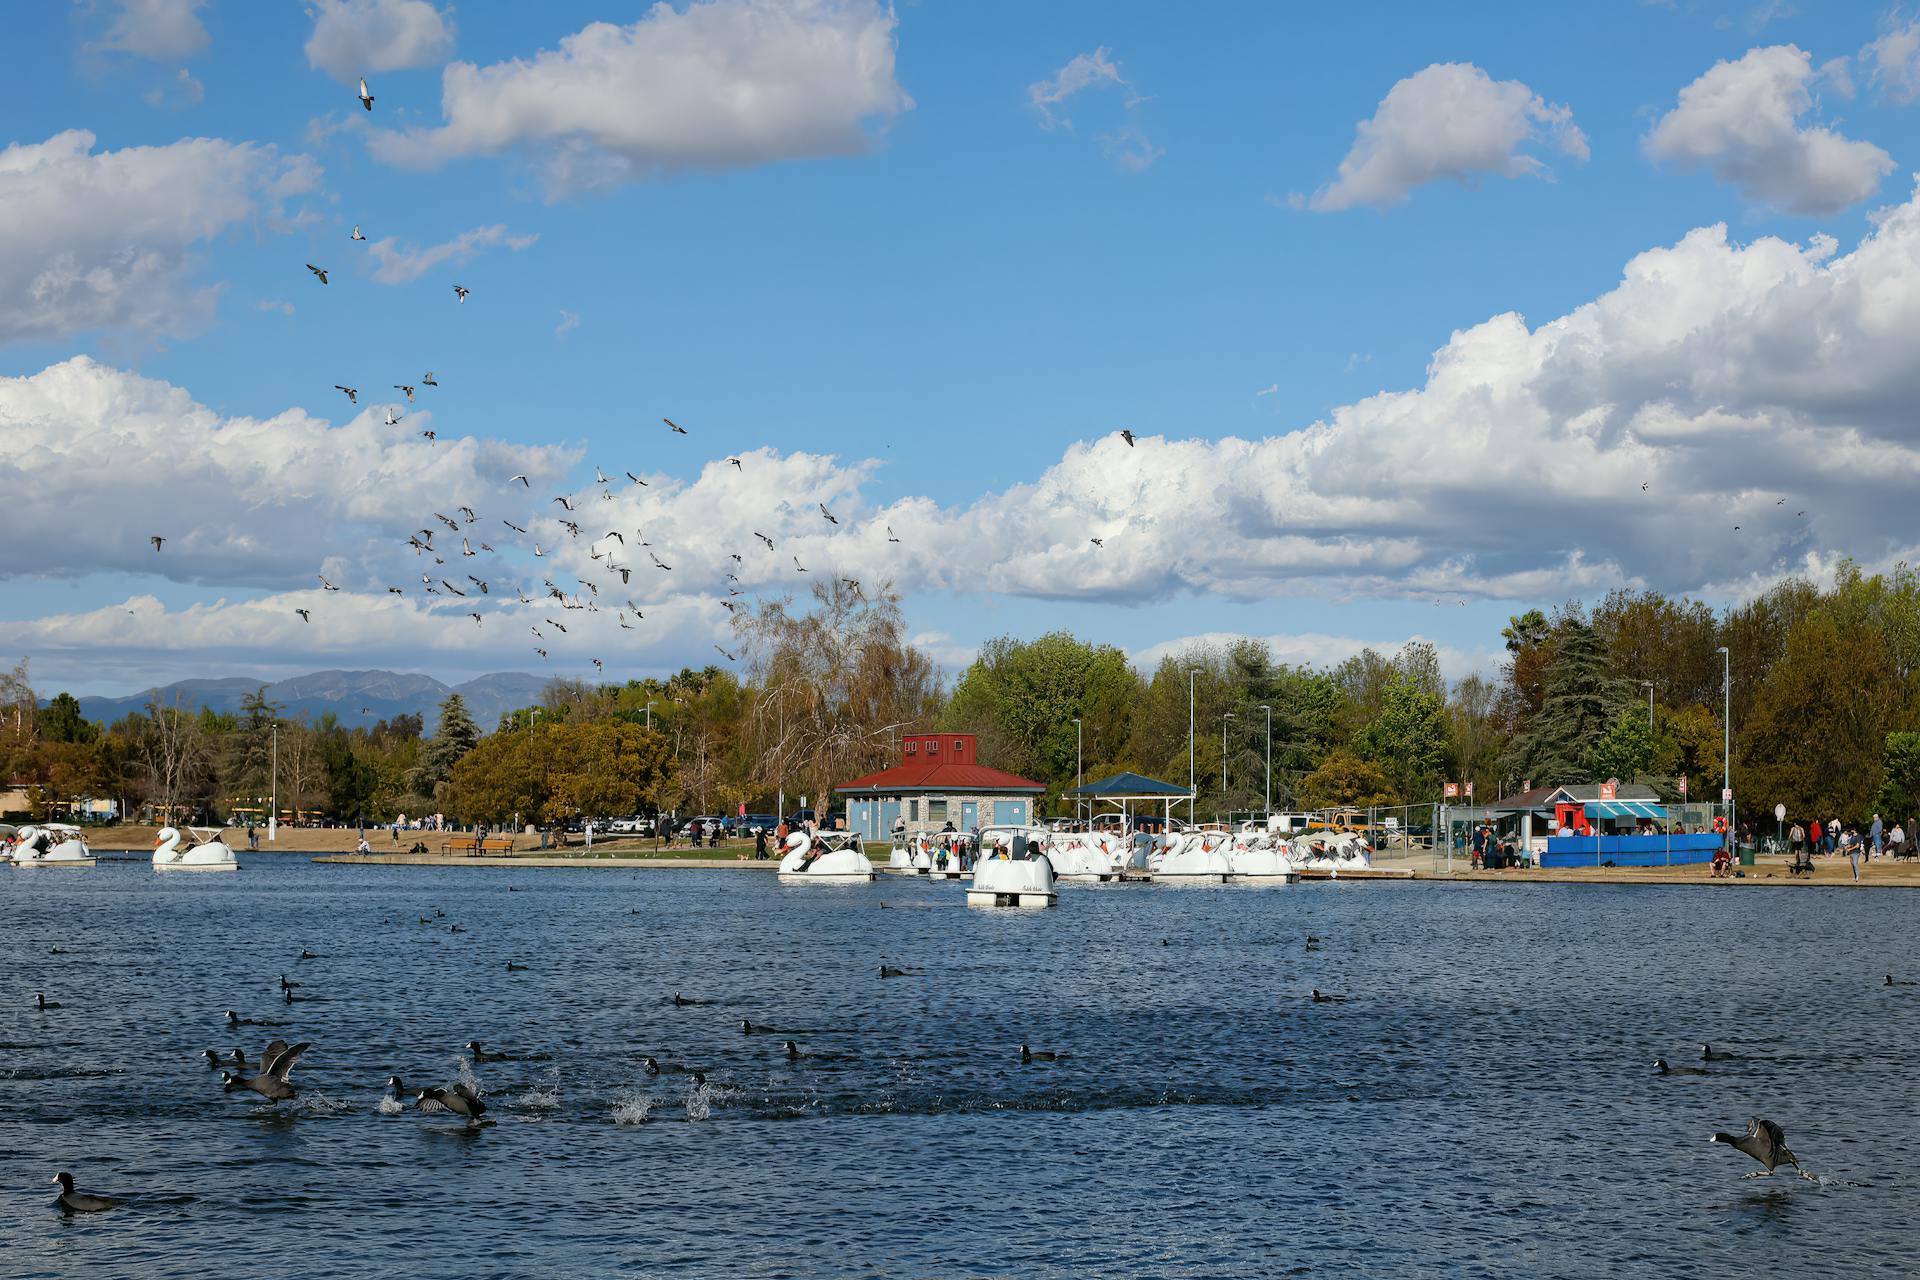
[953,739,964,751]
[928,739,940,754]
[908,798,919,821]
[927,798,948,821]
[905,741,917,755]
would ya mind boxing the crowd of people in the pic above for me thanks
[1785,814,1911,882]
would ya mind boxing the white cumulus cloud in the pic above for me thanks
[0,130,320,345]
[364,224,538,285]
[1644,44,1893,214]
[366,0,911,198]
[88,0,209,61]
[1304,62,1588,212]
[303,0,457,82]
[1862,13,1920,103]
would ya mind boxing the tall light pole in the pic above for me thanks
[1187,669,1199,818]
[1259,704,1272,817]
[269,722,278,843]
[645,700,655,731]
[1072,717,1083,825]
[1222,711,1234,807]
[1640,680,1654,729]
[1715,646,1731,813]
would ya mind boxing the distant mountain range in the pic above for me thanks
[67,670,553,733]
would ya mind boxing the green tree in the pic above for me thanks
[1587,705,1656,784]
[39,692,98,745]
[1879,732,1920,816]
[414,693,481,796]
[1353,666,1450,803]
[1740,614,1903,817]
[1296,750,1397,810]
[1505,619,1624,787]
[941,630,1138,798]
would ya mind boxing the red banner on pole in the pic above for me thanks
[1443,783,1459,799]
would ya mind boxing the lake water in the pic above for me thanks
[3,858,1917,1277]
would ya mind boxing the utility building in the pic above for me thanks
[838,733,1044,841]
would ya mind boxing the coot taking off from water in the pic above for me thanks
[51,1171,118,1213]
[223,1040,310,1101]
[36,993,60,1010]
[1711,1117,1798,1172]
[1020,1045,1064,1063]
[416,1084,488,1125]
[1654,1058,1710,1076]
[1701,1044,1735,1061]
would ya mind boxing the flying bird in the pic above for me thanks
[394,384,415,402]
[554,496,575,511]
[435,513,460,531]
[149,536,165,551]
[461,538,476,557]
[534,545,545,557]
[887,526,900,543]
[715,645,737,662]
[793,555,807,573]
[595,466,609,484]
[625,471,648,485]
[384,408,401,426]
[649,551,672,571]
[592,658,603,672]
[534,648,547,659]
[546,618,568,634]
[842,578,861,594]
[754,531,774,550]
[453,284,470,304]
[503,519,526,533]
[386,587,402,595]
[351,224,366,241]
[318,574,339,592]
[664,418,687,434]
[819,502,838,525]
[604,531,624,544]
[442,581,467,597]
[1710,1117,1797,1174]
[306,263,329,285]
[295,609,311,623]
[469,612,482,625]
[468,575,487,592]
[422,371,438,386]
[1119,429,1135,447]
[357,77,374,110]
[728,457,742,470]
[334,384,358,404]
[458,506,475,522]
[420,430,436,443]
[1089,538,1104,547]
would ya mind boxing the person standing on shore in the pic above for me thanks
[1789,820,1805,859]
[1846,827,1863,882]
[755,827,768,860]
[1871,814,1884,860]
[1811,818,1824,859]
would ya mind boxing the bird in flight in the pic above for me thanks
[395,384,415,402]
[387,586,402,595]
[535,648,548,659]
[458,506,476,523]
[461,538,476,557]
[625,471,648,486]
[533,544,545,557]
[1641,482,1648,491]
[442,580,467,597]
[357,77,374,110]
[422,371,438,386]
[384,408,401,426]
[334,385,358,404]
[468,575,488,593]
[509,475,528,488]
[715,645,737,662]
[887,526,900,543]
[453,284,470,304]
[503,519,527,533]
[664,418,687,434]
[420,430,436,443]
[754,531,774,550]
[649,551,672,571]
[1089,538,1104,547]
[149,536,165,551]
[469,613,482,626]
[592,658,603,672]
[434,512,460,531]
[306,263,329,285]
[595,466,609,484]
[553,496,575,512]
[351,224,366,241]
[295,608,312,623]
[842,579,862,595]
[728,457,742,470]
[546,618,568,634]
[1119,429,1135,447]
[819,502,838,525]
[793,555,807,573]
[719,599,739,613]
[318,574,340,592]
[1710,1117,1797,1174]
[604,531,625,544]
[1776,497,1785,505]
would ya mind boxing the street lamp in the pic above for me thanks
[1187,669,1199,816]
[645,700,655,731]
[1222,711,1234,806]
[269,722,278,843]
[1072,717,1083,825]
[1640,680,1654,729]
[1259,704,1273,817]
[1715,646,1730,813]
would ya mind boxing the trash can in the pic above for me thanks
[1738,845,1756,867]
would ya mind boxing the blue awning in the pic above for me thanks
[1066,771,1189,798]
[1584,800,1668,820]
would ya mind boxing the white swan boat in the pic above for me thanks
[154,825,240,872]
[884,834,917,874]
[1150,830,1235,884]
[1223,832,1300,884]
[1043,830,1125,882]
[1287,832,1374,874]
[967,826,1056,907]
[777,831,876,884]
[11,823,95,867]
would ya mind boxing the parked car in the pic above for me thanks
[609,815,654,836]
[737,813,779,835]
[687,816,733,838]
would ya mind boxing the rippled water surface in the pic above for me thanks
[4,857,1918,1277]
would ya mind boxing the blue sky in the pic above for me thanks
[5,0,1920,696]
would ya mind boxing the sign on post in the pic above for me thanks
[1464,781,1474,799]
[1598,782,1617,801]
[1774,803,1786,822]
[1678,774,1688,796]
[1722,787,1733,804]
[1443,783,1459,799]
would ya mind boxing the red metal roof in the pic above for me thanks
[836,760,1045,794]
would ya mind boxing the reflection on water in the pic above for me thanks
[3,860,1918,1275]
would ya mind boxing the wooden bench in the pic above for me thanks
[440,837,517,855]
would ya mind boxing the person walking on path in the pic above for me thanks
[1789,820,1805,860]
[755,827,768,860]
[1871,814,1884,860]
[1845,827,1863,882]
[246,824,258,851]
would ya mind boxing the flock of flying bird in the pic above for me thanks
[143,69,942,671]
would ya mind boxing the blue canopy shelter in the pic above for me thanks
[1065,771,1192,829]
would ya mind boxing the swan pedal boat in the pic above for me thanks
[967,825,1057,907]
[1044,830,1126,882]
[1150,830,1236,884]
[777,831,875,884]
[10,823,95,867]
[153,825,240,872]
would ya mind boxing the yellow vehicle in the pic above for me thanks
[1308,809,1370,834]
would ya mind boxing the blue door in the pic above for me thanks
[880,801,901,837]
[993,800,1025,825]
[961,801,977,830]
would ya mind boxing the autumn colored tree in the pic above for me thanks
[1296,750,1397,810]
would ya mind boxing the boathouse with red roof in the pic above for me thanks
[837,733,1045,841]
